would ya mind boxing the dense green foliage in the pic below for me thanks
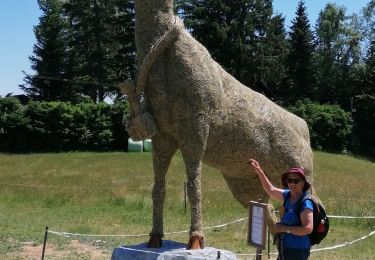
[0,97,129,152]
[289,100,352,152]
[352,95,375,155]
[0,96,354,154]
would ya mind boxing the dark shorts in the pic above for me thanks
[278,247,310,260]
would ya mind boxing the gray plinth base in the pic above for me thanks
[111,240,237,260]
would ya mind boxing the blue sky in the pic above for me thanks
[0,0,370,96]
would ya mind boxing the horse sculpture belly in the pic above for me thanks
[123,0,313,250]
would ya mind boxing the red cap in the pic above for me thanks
[281,167,311,191]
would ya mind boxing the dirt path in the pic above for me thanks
[5,240,111,260]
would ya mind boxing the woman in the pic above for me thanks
[249,159,314,260]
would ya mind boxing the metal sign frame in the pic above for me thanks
[248,201,267,250]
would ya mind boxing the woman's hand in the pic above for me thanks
[275,223,287,233]
[249,158,284,202]
[249,159,260,170]
[276,211,314,235]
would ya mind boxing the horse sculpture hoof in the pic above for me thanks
[187,235,204,250]
[147,233,162,248]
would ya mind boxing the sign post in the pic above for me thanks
[248,201,268,259]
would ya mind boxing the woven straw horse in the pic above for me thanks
[120,0,313,249]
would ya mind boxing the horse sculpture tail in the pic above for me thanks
[119,19,183,141]
[136,21,182,95]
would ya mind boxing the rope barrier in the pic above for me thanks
[2,182,375,205]
[0,182,151,190]
[0,182,235,192]
[235,229,375,257]
[3,180,375,220]
[48,214,374,239]
[49,226,375,257]
[48,217,248,238]
[49,230,150,238]
[328,215,375,219]
[310,230,375,252]
[324,197,375,202]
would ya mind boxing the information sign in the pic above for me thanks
[248,201,267,250]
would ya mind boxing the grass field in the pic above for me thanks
[0,151,374,259]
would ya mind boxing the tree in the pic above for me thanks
[63,0,135,102]
[314,4,362,107]
[362,40,375,95]
[351,94,375,156]
[314,4,345,103]
[352,40,375,155]
[253,13,288,100]
[361,0,375,46]
[111,0,136,93]
[20,0,73,101]
[179,0,287,99]
[284,0,316,104]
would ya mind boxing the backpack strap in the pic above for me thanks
[283,192,315,222]
[301,194,318,214]
[283,191,306,211]
[282,191,292,208]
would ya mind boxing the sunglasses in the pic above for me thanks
[286,178,302,184]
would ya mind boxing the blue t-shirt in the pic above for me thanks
[281,190,314,249]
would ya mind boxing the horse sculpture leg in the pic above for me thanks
[148,133,177,248]
[184,158,204,249]
[178,116,209,249]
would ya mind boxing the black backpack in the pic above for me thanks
[283,192,329,246]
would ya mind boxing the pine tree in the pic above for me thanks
[255,13,288,100]
[63,0,135,102]
[112,0,136,87]
[285,0,315,103]
[180,0,287,98]
[20,0,73,101]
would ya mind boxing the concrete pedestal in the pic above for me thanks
[111,240,237,260]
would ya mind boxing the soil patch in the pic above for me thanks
[6,240,111,259]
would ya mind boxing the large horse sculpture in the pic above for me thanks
[120,0,313,250]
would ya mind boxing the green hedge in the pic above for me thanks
[1,97,361,154]
[0,98,129,153]
[288,100,353,152]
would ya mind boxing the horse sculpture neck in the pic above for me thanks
[134,0,175,63]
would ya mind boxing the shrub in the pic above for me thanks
[289,100,353,152]
[0,98,129,153]
[0,98,30,152]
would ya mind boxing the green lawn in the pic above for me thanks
[0,151,374,259]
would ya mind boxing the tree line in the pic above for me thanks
[0,98,129,152]
[1,0,374,156]
[20,0,136,103]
